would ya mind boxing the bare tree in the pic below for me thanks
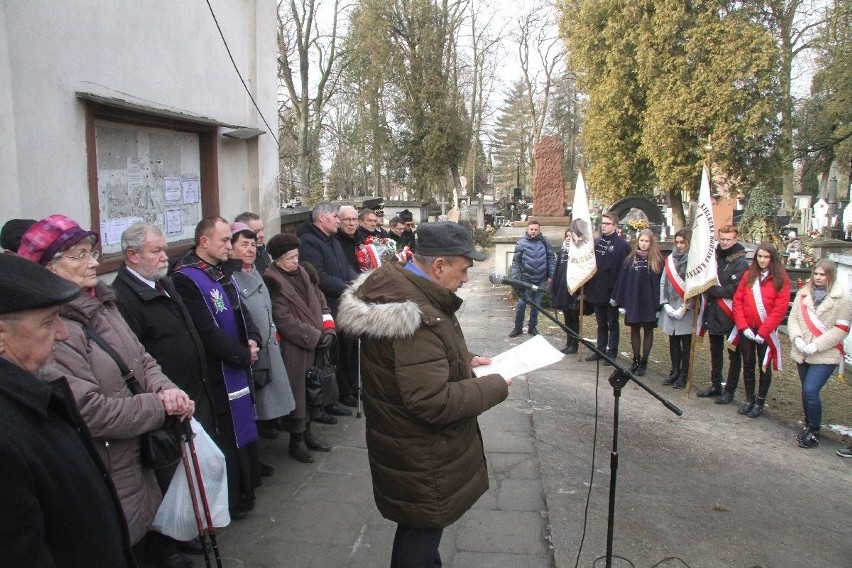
[764,0,826,215]
[516,1,564,177]
[278,0,350,202]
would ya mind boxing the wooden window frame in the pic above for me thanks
[84,101,220,273]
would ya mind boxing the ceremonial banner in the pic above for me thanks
[684,166,719,299]
[567,171,597,294]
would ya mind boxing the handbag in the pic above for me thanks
[84,326,183,470]
[305,347,338,407]
[251,344,272,389]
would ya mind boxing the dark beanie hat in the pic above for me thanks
[1,219,37,253]
[399,209,413,222]
[0,254,81,315]
[267,232,301,260]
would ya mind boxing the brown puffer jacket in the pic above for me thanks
[336,262,508,529]
[50,283,176,545]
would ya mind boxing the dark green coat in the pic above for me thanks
[337,262,508,529]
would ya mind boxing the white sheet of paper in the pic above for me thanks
[472,334,564,380]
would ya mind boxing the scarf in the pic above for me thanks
[812,285,827,308]
[662,250,688,301]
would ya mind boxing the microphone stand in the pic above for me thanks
[520,291,682,568]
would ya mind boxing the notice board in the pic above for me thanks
[94,119,203,255]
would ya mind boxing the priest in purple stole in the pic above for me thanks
[172,216,262,520]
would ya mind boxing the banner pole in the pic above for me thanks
[578,287,586,362]
[686,302,700,397]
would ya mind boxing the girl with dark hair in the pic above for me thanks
[732,242,791,418]
[549,222,587,354]
[610,229,663,375]
[658,229,694,388]
[786,260,852,448]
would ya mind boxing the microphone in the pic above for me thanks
[489,273,544,292]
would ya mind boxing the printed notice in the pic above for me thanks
[165,208,183,235]
[472,334,564,380]
[163,177,182,203]
[182,178,200,204]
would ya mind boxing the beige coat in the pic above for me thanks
[50,283,176,545]
[787,279,852,366]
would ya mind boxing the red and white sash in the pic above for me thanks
[724,298,740,346]
[801,300,850,374]
[665,255,685,299]
[752,279,782,372]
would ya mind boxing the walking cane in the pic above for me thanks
[180,421,213,568]
[182,420,224,568]
[356,337,363,419]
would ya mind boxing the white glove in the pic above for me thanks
[609,298,618,307]
[618,307,626,315]
[802,343,818,355]
[754,334,765,344]
[794,337,806,351]
[673,306,687,320]
[663,304,677,318]
[742,328,757,341]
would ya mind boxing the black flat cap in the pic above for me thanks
[415,222,485,261]
[0,254,81,315]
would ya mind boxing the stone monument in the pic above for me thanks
[532,136,566,216]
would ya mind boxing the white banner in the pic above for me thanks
[684,165,719,299]
[567,171,597,294]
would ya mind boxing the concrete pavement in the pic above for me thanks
[211,256,553,567]
[211,255,852,567]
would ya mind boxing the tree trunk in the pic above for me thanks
[668,188,686,231]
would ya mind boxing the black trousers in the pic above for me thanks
[391,525,443,568]
[594,303,620,355]
[710,334,742,392]
[668,333,692,372]
[336,332,359,399]
[741,338,772,400]
[562,309,580,348]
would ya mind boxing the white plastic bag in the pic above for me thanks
[152,418,230,540]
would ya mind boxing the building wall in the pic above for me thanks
[0,0,278,228]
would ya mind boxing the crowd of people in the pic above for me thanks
[1,203,504,568]
[514,214,852,453]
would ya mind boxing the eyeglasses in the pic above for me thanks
[60,250,100,262]
[601,221,614,226]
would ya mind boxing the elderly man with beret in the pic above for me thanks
[337,221,511,568]
[0,254,134,567]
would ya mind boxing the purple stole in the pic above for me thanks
[177,266,258,448]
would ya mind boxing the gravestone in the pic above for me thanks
[532,136,565,216]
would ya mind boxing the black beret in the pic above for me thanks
[1,219,36,253]
[267,232,301,260]
[0,254,81,314]
[399,209,413,222]
[415,222,485,261]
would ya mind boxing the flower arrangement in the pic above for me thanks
[806,228,821,239]
[628,218,649,231]
[355,235,411,272]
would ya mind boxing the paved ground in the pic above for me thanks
[209,256,852,568]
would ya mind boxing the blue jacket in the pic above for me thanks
[299,222,358,315]
[512,233,556,284]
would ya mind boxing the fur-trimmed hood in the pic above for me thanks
[336,263,461,340]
